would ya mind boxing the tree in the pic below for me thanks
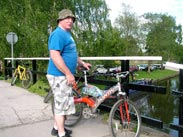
[73,0,112,57]
[0,0,114,61]
[114,3,144,56]
[144,13,183,61]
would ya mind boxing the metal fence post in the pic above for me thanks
[121,60,129,72]
[32,60,37,84]
[121,60,129,95]
[4,60,8,78]
[179,96,183,136]
[179,69,183,136]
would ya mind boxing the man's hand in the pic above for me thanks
[82,62,92,70]
[66,74,75,86]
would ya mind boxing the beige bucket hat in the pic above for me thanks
[57,9,76,22]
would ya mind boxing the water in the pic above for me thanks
[135,77,181,136]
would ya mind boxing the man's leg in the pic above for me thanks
[48,76,74,137]
[51,117,72,136]
[55,115,65,136]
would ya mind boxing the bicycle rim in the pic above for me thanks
[109,99,141,137]
[64,102,83,127]
[22,70,33,88]
[51,89,83,127]
[43,88,53,103]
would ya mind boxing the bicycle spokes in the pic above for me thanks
[21,70,33,88]
[109,100,141,137]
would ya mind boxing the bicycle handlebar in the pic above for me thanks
[16,60,30,66]
[77,66,91,71]
[102,71,129,78]
[77,66,129,79]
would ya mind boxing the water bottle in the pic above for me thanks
[82,85,103,97]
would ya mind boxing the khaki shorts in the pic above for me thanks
[46,74,75,115]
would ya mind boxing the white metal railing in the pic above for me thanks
[4,56,162,61]
[3,56,163,84]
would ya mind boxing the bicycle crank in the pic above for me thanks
[82,107,98,119]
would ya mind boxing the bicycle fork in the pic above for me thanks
[119,98,130,127]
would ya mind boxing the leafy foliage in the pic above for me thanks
[143,13,183,61]
[114,3,145,56]
[0,0,183,66]
[0,0,118,67]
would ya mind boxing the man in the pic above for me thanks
[47,9,91,137]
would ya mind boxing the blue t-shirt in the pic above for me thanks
[47,27,78,76]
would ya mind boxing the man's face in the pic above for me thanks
[60,17,75,31]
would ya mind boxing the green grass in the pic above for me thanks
[101,112,109,124]
[133,69,178,80]
[0,76,4,80]
[28,80,50,97]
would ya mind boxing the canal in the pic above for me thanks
[134,76,180,137]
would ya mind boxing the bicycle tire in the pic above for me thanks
[11,70,18,86]
[109,99,141,137]
[51,89,83,127]
[43,88,53,103]
[21,70,33,88]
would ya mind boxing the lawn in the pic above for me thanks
[133,69,178,81]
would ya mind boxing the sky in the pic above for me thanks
[105,0,183,26]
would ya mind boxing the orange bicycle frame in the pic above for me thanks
[74,97,95,108]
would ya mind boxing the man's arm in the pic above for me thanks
[50,50,75,84]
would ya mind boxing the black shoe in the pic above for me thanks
[51,128,72,136]
[65,128,72,135]
[51,128,58,136]
[57,133,71,137]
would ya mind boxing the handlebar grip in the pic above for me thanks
[77,66,90,71]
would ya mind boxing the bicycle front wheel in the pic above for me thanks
[11,70,18,86]
[51,89,83,127]
[109,99,141,137]
[21,70,33,88]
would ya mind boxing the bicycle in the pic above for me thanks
[47,67,141,137]
[11,60,33,88]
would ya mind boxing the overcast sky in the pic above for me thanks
[105,0,183,26]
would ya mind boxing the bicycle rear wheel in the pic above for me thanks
[21,70,33,88]
[109,99,141,137]
[11,70,18,86]
[43,88,53,103]
[51,89,83,127]
[64,102,83,127]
